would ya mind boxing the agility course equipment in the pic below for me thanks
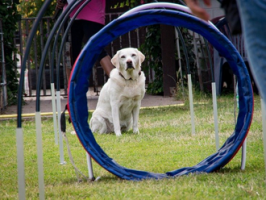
[16,1,53,199]
[15,1,88,198]
[68,6,253,180]
[36,0,85,165]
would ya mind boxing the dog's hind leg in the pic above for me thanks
[89,116,108,134]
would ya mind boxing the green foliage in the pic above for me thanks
[175,27,197,99]
[135,1,197,96]
[18,0,57,18]
[109,0,149,8]
[130,0,149,7]
[0,0,57,105]
[129,0,164,95]
[140,25,163,95]
[0,1,21,105]
[178,28,196,80]
[140,25,197,96]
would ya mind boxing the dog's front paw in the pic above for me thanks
[133,128,139,134]
[115,130,122,137]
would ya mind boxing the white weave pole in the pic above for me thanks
[188,74,196,135]
[56,91,65,164]
[211,82,219,151]
[235,82,246,170]
[35,112,45,200]
[16,128,26,200]
[241,139,247,170]
[261,98,266,174]
[51,83,58,145]
[86,153,95,180]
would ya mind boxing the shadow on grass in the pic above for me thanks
[62,175,120,184]
[215,166,249,174]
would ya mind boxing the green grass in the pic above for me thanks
[0,95,265,199]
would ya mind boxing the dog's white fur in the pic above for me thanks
[89,47,146,136]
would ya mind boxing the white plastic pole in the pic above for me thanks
[16,128,26,200]
[241,139,247,170]
[24,69,29,96]
[86,153,94,180]
[261,98,266,174]
[35,112,45,200]
[56,90,65,164]
[235,82,246,170]
[188,74,195,135]
[51,83,58,145]
[212,82,219,151]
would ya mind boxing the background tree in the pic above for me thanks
[0,0,21,105]
[18,0,57,18]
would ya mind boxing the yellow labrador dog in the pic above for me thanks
[89,47,146,136]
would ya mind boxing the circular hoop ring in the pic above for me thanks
[68,8,253,180]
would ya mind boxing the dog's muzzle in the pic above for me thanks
[126,60,134,70]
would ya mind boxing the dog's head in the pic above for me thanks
[111,47,145,80]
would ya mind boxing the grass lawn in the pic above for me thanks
[0,94,265,199]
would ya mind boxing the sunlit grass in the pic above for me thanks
[0,94,265,199]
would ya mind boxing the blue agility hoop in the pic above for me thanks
[68,8,253,180]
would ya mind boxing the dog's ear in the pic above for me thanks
[137,50,145,66]
[111,50,120,69]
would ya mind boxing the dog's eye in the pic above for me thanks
[121,55,125,58]
[132,54,136,57]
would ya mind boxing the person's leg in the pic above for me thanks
[82,21,114,76]
[71,20,84,65]
[237,0,266,174]
[237,0,266,102]
[66,20,84,81]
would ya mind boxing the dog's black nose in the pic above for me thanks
[127,60,133,69]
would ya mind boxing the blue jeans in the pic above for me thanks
[237,0,266,104]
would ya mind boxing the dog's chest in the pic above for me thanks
[121,94,141,104]
[118,85,143,108]
[120,86,143,102]
[119,95,140,114]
